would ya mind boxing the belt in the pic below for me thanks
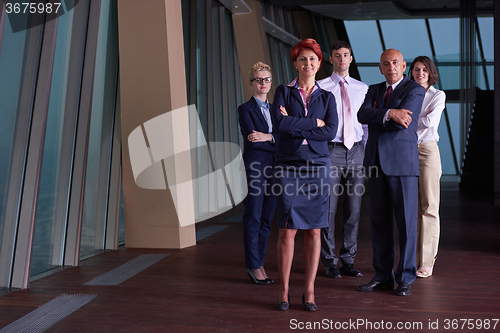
[328,141,361,148]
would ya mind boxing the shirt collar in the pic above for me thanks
[253,96,268,109]
[386,75,405,90]
[287,78,321,90]
[287,78,298,87]
[332,72,350,85]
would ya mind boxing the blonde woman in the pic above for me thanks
[238,62,277,285]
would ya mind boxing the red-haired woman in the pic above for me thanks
[271,39,338,311]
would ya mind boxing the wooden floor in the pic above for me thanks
[1,178,499,332]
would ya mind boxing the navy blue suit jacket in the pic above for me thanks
[271,84,338,155]
[358,75,425,176]
[238,97,277,170]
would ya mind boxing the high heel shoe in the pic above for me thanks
[302,294,317,312]
[416,266,434,278]
[417,258,436,278]
[260,267,274,284]
[247,269,270,285]
[276,293,290,311]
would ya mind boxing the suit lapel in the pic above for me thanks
[395,75,409,94]
[290,88,306,117]
[377,82,386,109]
[384,75,409,107]
[306,88,322,118]
[250,97,268,128]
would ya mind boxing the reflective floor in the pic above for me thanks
[0,178,499,332]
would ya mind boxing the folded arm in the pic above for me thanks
[358,85,425,131]
[291,93,338,141]
[238,104,276,152]
[418,90,446,130]
[271,85,318,133]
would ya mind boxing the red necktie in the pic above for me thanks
[384,86,393,106]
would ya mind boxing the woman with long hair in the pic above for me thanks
[409,55,446,278]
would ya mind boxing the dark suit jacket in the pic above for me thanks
[358,75,425,176]
[238,97,277,170]
[271,84,338,155]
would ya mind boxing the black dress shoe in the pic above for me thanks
[276,300,289,311]
[396,283,412,296]
[357,278,394,292]
[266,278,275,284]
[247,269,270,285]
[325,265,341,279]
[276,293,290,311]
[339,264,363,277]
[302,295,317,312]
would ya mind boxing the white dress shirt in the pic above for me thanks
[253,96,272,133]
[252,96,275,143]
[417,86,446,144]
[318,73,368,145]
[382,75,405,123]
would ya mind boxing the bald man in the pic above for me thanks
[357,49,425,296]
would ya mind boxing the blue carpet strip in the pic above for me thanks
[0,294,97,333]
[219,212,244,223]
[84,253,169,286]
[196,225,230,241]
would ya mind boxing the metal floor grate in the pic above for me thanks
[196,225,230,241]
[84,253,169,286]
[0,294,97,333]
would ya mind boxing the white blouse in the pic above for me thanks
[417,86,446,144]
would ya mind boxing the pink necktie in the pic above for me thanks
[340,79,354,150]
[384,85,392,105]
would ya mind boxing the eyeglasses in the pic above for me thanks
[251,77,272,84]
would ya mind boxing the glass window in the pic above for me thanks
[118,179,125,246]
[357,67,384,86]
[211,2,228,210]
[225,11,240,145]
[211,2,223,144]
[435,65,461,90]
[429,18,460,60]
[0,13,28,268]
[267,38,295,85]
[195,0,209,218]
[438,103,461,175]
[477,17,493,61]
[271,37,284,86]
[31,6,76,276]
[477,65,493,91]
[346,18,463,175]
[485,65,493,91]
[476,17,493,90]
[80,0,119,258]
[188,1,244,219]
[344,21,383,63]
[283,44,294,84]
[380,19,432,61]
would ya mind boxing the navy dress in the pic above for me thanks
[271,82,338,230]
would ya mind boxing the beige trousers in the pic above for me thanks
[417,141,442,268]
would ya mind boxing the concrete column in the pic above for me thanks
[117,0,196,248]
[232,0,274,102]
